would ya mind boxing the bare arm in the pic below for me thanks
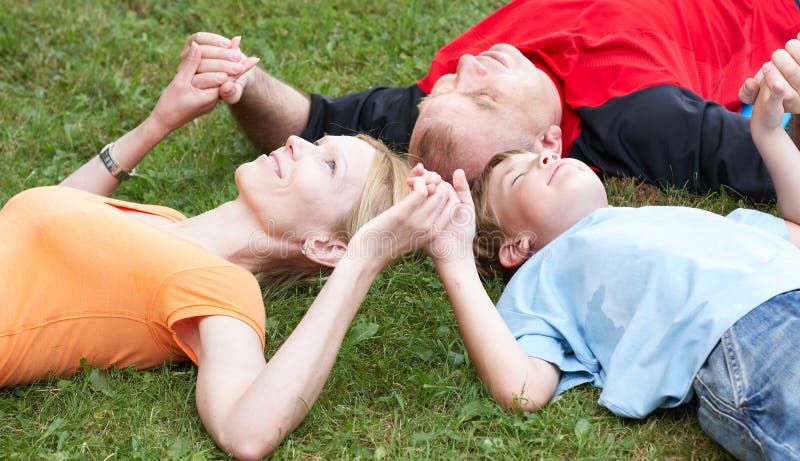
[62,41,254,196]
[227,67,310,152]
[435,258,560,410]
[60,117,170,197]
[181,32,310,152]
[750,62,800,247]
[428,168,559,411]
[191,174,454,460]
[193,255,381,461]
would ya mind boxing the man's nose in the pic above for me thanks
[455,54,486,88]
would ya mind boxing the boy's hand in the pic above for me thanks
[751,62,791,139]
[427,169,477,266]
[740,35,800,114]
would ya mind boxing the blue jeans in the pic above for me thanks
[693,290,800,460]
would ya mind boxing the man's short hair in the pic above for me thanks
[410,120,461,183]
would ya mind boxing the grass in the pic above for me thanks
[0,0,764,459]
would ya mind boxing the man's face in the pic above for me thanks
[409,44,562,181]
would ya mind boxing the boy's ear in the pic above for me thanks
[539,125,563,156]
[498,233,536,269]
[301,236,348,268]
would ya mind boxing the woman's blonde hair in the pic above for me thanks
[471,150,524,281]
[258,134,410,293]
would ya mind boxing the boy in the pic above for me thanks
[427,62,800,460]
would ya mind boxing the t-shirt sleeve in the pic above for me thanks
[571,85,775,201]
[726,208,789,241]
[301,84,426,151]
[499,309,597,398]
[154,266,266,365]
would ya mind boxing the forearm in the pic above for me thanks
[60,116,170,196]
[753,127,800,224]
[436,258,556,411]
[220,255,382,459]
[229,66,310,152]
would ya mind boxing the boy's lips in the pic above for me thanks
[547,160,570,185]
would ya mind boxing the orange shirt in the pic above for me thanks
[0,186,265,387]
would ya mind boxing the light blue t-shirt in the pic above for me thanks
[497,206,800,418]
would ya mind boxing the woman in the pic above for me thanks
[0,42,453,460]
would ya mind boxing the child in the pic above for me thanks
[426,62,800,460]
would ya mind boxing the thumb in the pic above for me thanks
[452,169,473,205]
[177,42,202,82]
[220,80,243,104]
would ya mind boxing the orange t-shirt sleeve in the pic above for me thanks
[154,266,267,365]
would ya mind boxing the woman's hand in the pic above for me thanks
[347,166,458,271]
[150,41,258,134]
[179,32,259,105]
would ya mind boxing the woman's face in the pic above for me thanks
[235,135,376,240]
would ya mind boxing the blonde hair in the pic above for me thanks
[471,150,524,281]
[258,134,410,293]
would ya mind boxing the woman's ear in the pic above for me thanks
[301,236,348,268]
[498,233,536,269]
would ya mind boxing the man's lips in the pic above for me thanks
[478,50,508,68]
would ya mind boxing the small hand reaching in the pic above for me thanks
[751,62,792,137]
[740,34,800,114]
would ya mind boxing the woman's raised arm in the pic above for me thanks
[60,42,256,196]
[190,173,455,460]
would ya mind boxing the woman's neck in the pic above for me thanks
[163,199,305,273]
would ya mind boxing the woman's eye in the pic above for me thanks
[511,173,523,185]
[326,160,336,174]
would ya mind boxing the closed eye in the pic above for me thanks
[511,172,524,185]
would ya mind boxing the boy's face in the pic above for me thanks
[487,152,608,253]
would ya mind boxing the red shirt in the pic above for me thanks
[417,0,800,155]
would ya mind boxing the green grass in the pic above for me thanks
[0,0,764,458]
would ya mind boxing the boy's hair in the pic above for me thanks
[471,150,526,280]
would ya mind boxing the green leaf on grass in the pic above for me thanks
[349,322,379,345]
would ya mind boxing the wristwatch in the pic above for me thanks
[99,143,135,181]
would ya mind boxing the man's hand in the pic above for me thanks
[180,32,259,104]
[740,34,800,114]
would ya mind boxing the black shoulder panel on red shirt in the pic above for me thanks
[301,84,425,152]
[571,85,776,201]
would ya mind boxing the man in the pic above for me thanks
[188,0,800,199]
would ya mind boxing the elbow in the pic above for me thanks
[490,382,548,413]
[223,437,278,461]
[230,444,276,461]
[216,429,282,461]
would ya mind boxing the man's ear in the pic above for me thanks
[539,125,563,156]
[498,233,536,269]
[302,236,348,268]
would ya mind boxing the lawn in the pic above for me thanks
[0,1,758,459]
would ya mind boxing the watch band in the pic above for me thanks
[99,143,134,181]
